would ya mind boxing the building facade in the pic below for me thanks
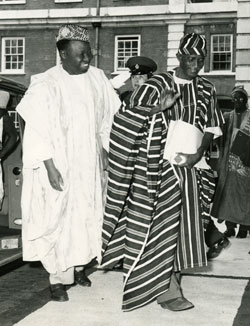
[0,0,249,108]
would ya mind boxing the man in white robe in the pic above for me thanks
[16,24,120,302]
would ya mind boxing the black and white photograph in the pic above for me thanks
[0,0,249,325]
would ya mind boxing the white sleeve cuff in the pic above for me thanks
[204,126,222,139]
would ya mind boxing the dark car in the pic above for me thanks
[0,76,26,267]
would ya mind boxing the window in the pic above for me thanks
[0,0,25,4]
[211,34,232,71]
[1,38,25,74]
[115,35,140,72]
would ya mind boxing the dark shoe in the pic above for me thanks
[207,237,230,260]
[50,283,69,302]
[74,270,91,287]
[160,297,194,311]
[236,230,248,238]
[224,228,235,238]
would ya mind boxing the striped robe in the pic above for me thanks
[101,70,224,311]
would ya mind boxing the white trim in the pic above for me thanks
[186,1,237,13]
[201,72,236,76]
[114,34,141,72]
[0,3,237,21]
[54,0,82,3]
[0,0,25,4]
[1,37,25,74]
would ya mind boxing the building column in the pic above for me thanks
[166,23,185,70]
[167,0,186,70]
[235,0,250,99]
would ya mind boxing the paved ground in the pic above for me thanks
[0,222,249,326]
[0,261,50,326]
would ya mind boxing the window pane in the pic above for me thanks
[211,35,232,71]
[11,40,17,47]
[115,36,140,71]
[2,37,24,72]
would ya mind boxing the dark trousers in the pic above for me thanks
[205,219,224,247]
[225,221,250,231]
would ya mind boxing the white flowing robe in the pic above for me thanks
[17,65,120,274]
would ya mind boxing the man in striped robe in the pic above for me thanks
[101,33,224,311]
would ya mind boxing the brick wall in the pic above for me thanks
[0,24,169,87]
[98,25,169,79]
[0,28,58,86]
[0,0,168,10]
[206,75,235,97]
[0,27,98,87]
[103,0,168,7]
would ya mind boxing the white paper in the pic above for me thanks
[163,120,210,169]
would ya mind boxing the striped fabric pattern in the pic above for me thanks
[178,33,207,57]
[101,93,182,311]
[101,70,224,311]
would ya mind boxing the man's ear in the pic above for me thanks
[60,50,67,60]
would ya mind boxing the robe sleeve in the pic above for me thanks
[98,70,121,153]
[16,75,54,168]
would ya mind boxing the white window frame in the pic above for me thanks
[114,35,141,73]
[0,0,25,4]
[1,37,25,74]
[210,34,233,73]
[55,0,82,3]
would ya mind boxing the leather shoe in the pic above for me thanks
[50,283,69,302]
[236,230,248,238]
[207,237,230,260]
[224,228,235,238]
[160,297,194,311]
[74,270,92,287]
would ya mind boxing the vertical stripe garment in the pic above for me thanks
[101,69,224,311]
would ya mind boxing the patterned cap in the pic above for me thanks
[178,33,207,57]
[126,56,157,75]
[56,24,89,43]
[0,90,10,109]
[231,85,248,98]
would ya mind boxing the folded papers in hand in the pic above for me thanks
[163,120,210,169]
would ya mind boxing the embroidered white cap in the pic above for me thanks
[56,24,89,43]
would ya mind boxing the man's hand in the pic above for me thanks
[150,89,180,116]
[175,150,203,169]
[174,132,213,169]
[44,159,64,191]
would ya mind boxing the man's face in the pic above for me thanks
[176,54,205,80]
[131,74,148,90]
[232,92,248,113]
[61,40,93,75]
